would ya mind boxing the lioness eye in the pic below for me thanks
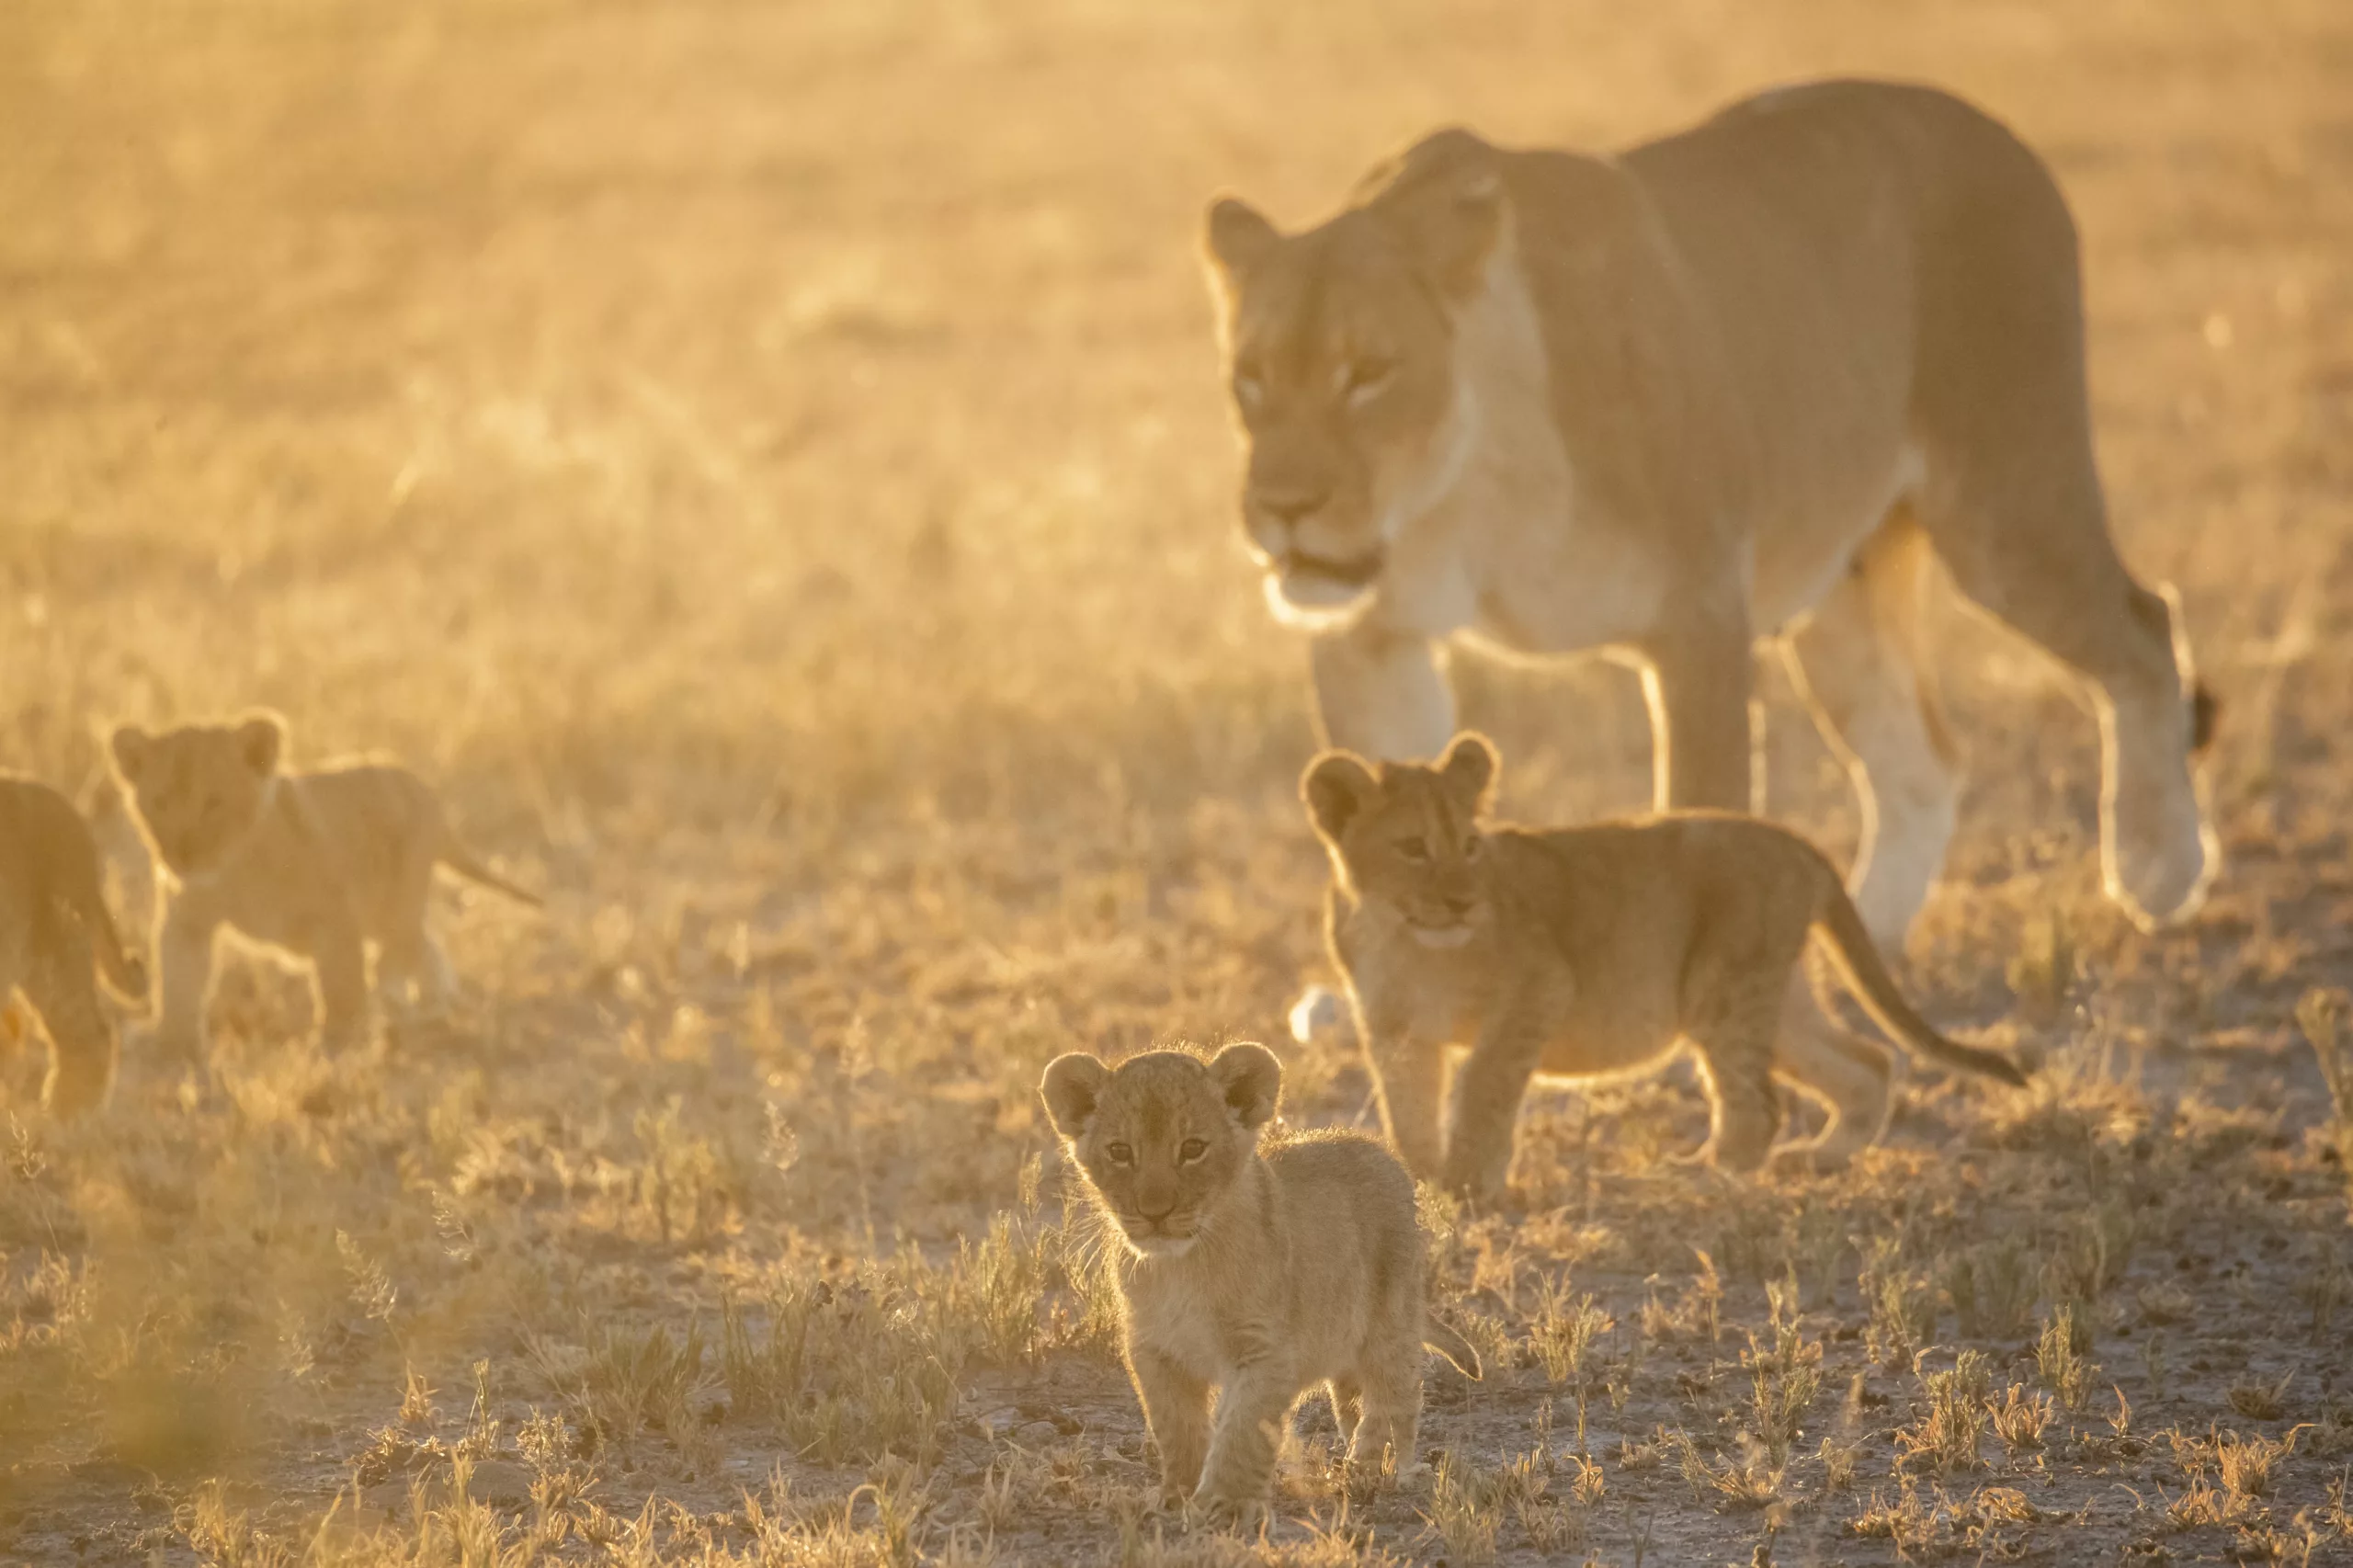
[1178,1139,1209,1164]
[1339,359,1394,406]
[1396,836,1429,861]
[1105,1142,1134,1165]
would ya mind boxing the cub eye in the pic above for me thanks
[1178,1139,1209,1164]
[1105,1142,1135,1166]
[1339,358,1395,407]
[1396,836,1430,862]
[1462,835,1483,861]
[1232,372,1266,412]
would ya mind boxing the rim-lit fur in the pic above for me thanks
[0,776,146,1117]
[1304,732,2028,1196]
[1040,1044,1478,1522]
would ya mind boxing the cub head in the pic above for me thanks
[1202,130,1507,629]
[108,711,286,878]
[1303,731,1497,949]
[1039,1043,1282,1259]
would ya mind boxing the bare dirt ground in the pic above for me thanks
[4,2,2353,1563]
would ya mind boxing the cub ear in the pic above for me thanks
[1040,1053,1111,1142]
[1208,1042,1282,1131]
[237,711,285,778]
[1203,196,1281,297]
[1302,751,1379,845]
[1439,731,1498,812]
[1360,128,1506,298]
[108,725,150,783]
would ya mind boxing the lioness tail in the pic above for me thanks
[1812,880,2028,1086]
[1425,1320,1483,1381]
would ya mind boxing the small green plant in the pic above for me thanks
[1741,1281,1823,1471]
[1860,1234,1934,1374]
[2007,908,2077,1025]
[1990,1381,2054,1457]
[1945,1236,2039,1341]
[1529,1274,1613,1455]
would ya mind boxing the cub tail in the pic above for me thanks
[1812,879,2028,1087]
[1425,1319,1483,1381]
[438,840,545,909]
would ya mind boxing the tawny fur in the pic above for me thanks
[0,776,148,1116]
[1304,733,2028,1199]
[1206,80,2214,949]
[108,711,540,1059]
[1040,1044,1479,1524]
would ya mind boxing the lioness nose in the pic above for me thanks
[1256,488,1328,527]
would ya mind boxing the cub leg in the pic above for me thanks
[1328,1377,1364,1456]
[376,850,450,1010]
[1684,984,1787,1174]
[1780,514,1960,953]
[1349,1332,1428,1483]
[1439,1014,1544,1203]
[151,899,220,1062]
[27,926,118,1117]
[304,917,372,1051]
[1768,998,1894,1174]
[1131,1346,1211,1507]
[1193,1358,1298,1525]
[1360,1016,1447,1182]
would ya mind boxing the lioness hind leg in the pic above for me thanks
[1913,389,2211,928]
[1781,513,1959,954]
[1768,1008,1893,1174]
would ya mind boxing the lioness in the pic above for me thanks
[1206,80,2215,952]
[1304,733,2027,1196]
[0,777,148,1115]
[108,712,541,1058]
[1040,1043,1480,1523]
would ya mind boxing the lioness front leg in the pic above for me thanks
[1440,1017,1543,1202]
[1131,1347,1211,1507]
[1309,623,1454,762]
[1635,618,1753,813]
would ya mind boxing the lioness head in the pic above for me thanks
[1303,732,1497,949]
[1203,131,1507,628]
[108,712,285,878]
[1039,1043,1282,1259]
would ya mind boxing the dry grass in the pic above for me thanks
[5,0,2353,1563]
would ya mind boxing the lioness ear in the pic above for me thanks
[1203,196,1281,295]
[109,725,150,783]
[1208,1042,1282,1131]
[1363,128,1506,297]
[1439,731,1498,812]
[237,711,285,778]
[1302,751,1379,845]
[1040,1053,1111,1142]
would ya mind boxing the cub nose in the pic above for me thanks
[1255,488,1329,528]
[1135,1189,1177,1222]
[1441,894,1475,918]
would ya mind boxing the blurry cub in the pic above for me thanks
[1,778,148,1115]
[1307,733,2029,1198]
[1040,1043,1479,1525]
[109,711,540,1057]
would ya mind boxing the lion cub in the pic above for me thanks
[1305,733,2028,1197]
[1,778,148,1114]
[1040,1043,1479,1523]
[108,712,540,1057]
